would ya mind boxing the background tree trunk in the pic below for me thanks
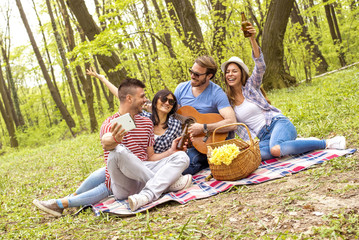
[165,0,207,56]
[323,0,346,67]
[262,0,296,90]
[290,0,328,74]
[67,0,127,87]
[0,61,18,147]
[0,38,25,127]
[16,0,76,133]
[46,0,84,121]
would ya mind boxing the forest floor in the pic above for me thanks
[98,150,357,239]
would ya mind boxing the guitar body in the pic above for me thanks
[177,106,228,154]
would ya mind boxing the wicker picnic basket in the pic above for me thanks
[207,123,261,181]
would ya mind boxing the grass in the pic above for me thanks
[0,66,358,239]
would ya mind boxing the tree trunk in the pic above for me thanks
[0,38,25,127]
[82,62,98,132]
[210,0,226,74]
[66,0,127,87]
[151,0,176,59]
[290,1,328,74]
[46,0,84,121]
[262,0,296,90]
[165,0,207,56]
[323,0,346,67]
[16,0,76,133]
[31,0,60,95]
[0,61,18,147]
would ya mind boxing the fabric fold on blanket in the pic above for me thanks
[91,148,356,216]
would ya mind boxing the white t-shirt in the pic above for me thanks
[234,99,266,135]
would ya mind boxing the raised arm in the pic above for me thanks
[245,23,260,58]
[86,67,118,98]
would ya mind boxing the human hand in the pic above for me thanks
[110,122,126,144]
[243,23,257,39]
[188,122,205,137]
[171,136,189,152]
[86,67,103,79]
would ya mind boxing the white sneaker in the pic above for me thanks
[128,194,149,211]
[326,136,346,149]
[167,174,192,192]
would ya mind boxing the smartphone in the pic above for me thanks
[110,113,136,132]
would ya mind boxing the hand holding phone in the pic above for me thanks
[110,113,136,132]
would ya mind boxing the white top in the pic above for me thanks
[234,99,266,135]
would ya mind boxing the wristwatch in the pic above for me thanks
[203,124,208,134]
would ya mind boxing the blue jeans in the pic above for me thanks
[258,115,326,160]
[57,167,111,208]
[182,147,208,175]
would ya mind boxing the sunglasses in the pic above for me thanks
[188,68,207,78]
[160,96,176,106]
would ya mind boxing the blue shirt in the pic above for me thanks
[174,81,231,114]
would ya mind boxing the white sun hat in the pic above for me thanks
[221,56,249,75]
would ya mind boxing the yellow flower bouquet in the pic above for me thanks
[208,143,240,166]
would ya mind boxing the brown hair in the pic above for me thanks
[194,55,217,80]
[223,62,271,105]
[118,78,146,102]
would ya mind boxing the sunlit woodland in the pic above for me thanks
[0,0,358,150]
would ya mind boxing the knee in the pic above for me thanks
[270,145,281,157]
[174,151,190,167]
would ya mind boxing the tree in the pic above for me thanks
[323,0,346,67]
[0,59,18,147]
[15,0,76,133]
[262,0,296,90]
[66,0,127,88]
[290,0,328,75]
[165,0,207,56]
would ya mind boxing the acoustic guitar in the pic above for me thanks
[176,105,228,154]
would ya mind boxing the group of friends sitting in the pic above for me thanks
[33,23,346,217]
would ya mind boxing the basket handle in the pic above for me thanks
[212,123,254,146]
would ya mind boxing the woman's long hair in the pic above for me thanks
[223,62,270,105]
[150,89,178,129]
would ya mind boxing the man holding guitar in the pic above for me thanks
[174,55,237,175]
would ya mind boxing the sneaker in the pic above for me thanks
[33,199,63,217]
[326,136,346,150]
[128,194,149,212]
[167,174,192,192]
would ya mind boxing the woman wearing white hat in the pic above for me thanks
[221,22,346,161]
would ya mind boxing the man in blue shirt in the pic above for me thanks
[174,55,236,175]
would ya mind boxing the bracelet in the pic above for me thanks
[113,135,120,144]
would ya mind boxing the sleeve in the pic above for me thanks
[148,120,155,147]
[100,117,113,139]
[247,48,266,89]
[214,87,231,111]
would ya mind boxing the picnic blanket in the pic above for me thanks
[91,148,356,216]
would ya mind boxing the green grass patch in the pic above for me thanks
[0,66,358,239]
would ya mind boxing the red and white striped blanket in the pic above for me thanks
[91,148,356,216]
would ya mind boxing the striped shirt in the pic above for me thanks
[100,113,155,189]
[235,50,281,140]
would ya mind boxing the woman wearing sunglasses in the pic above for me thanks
[56,69,186,208]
